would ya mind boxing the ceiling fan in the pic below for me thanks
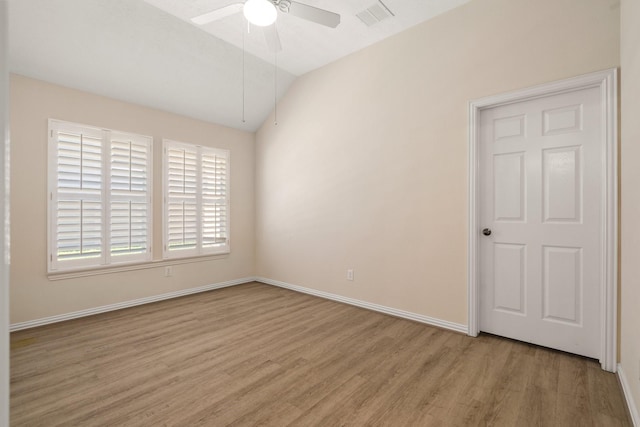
[190,0,341,52]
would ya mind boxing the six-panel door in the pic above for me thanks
[479,86,602,358]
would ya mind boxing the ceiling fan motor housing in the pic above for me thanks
[273,0,291,13]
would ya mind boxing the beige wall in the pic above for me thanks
[255,0,620,325]
[620,0,640,416]
[5,0,635,417]
[9,75,255,323]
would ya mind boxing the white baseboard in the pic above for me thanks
[11,275,468,336]
[256,277,468,334]
[619,364,640,427]
[10,277,256,332]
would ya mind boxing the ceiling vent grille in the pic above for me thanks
[356,1,394,27]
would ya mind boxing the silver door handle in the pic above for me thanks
[482,228,491,236]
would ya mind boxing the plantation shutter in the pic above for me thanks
[51,123,104,269]
[201,151,228,250]
[166,144,198,255]
[49,120,152,272]
[164,140,230,258]
[110,133,152,260]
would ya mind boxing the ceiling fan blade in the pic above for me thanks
[263,25,282,52]
[287,1,340,28]
[191,3,244,25]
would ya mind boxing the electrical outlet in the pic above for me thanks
[165,266,173,277]
[347,269,354,281]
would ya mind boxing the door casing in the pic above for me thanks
[467,68,618,372]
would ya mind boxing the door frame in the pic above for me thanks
[467,68,618,372]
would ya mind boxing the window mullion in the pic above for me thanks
[196,147,203,254]
[102,129,111,266]
[146,141,153,259]
[163,143,170,257]
[128,140,132,192]
[48,126,58,271]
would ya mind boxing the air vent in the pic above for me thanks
[356,0,394,27]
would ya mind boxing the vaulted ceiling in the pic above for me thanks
[9,0,469,131]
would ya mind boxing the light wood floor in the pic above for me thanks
[11,282,631,426]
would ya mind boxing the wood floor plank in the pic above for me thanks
[10,282,632,426]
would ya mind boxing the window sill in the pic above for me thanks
[47,253,230,281]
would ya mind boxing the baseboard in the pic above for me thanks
[619,364,640,427]
[11,276,467,334]
[256,277,467,334]
[10,277,256,332]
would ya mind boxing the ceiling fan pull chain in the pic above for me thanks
[274,30,278,126]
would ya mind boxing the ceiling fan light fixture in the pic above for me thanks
[243,0,277,27]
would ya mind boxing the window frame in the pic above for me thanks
[162,139,230,260]
[47,119,153,273]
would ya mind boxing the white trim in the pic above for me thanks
[47,252,230,281]
[467,68,618,372]
[600,69,618,373]
[618,364,640,426]
[467,98,480,338]
[14,274,468,336]
[257,277,468,334]
[10,277,254,332]
[0,1,9,425]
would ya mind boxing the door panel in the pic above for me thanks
[542,146,582,223]
[543,104,582,136]
[542,245,582,325]
[494,114,526,140]
[479,86,601,359]
[493,243,526,315]
[493,153,525,221]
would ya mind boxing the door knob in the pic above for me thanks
[482,228,492,236]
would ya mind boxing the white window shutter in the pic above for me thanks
[52,124,104,268]
[201,151,228,250]
[166,146,199,254]
[49,120,153,272]
[163,140,230,259]
[109,133,152,260]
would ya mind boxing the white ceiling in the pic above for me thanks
[9,0,296,132]
[143,0,471,76]
[8,0,469,132]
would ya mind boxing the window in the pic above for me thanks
[163,140,230,258]
[48,119,152,272]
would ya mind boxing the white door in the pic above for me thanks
[479,86,602,358]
